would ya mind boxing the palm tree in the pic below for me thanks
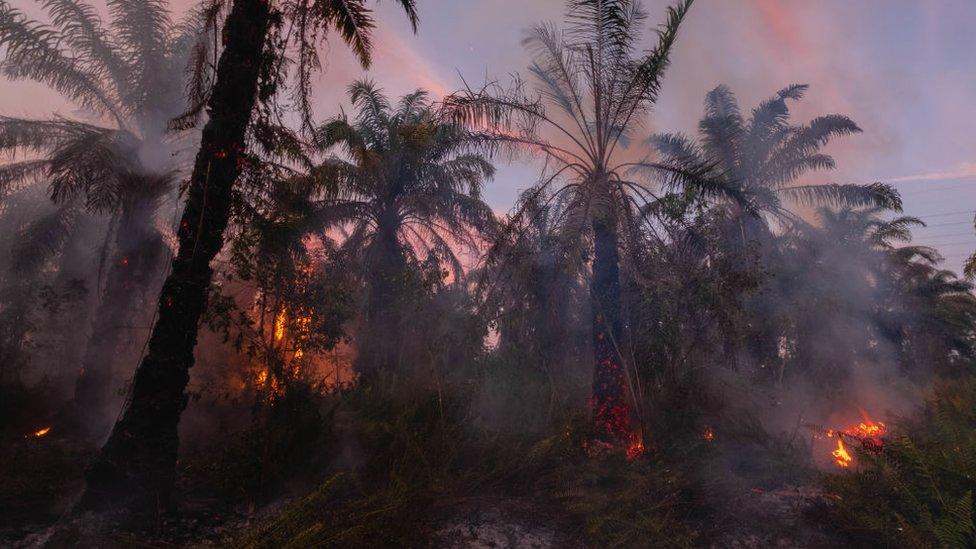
[775,207,932,386]
[313,81,496,376]
[649,84,901,372]
[651,84,901,253]
[81,0,418,511]
[445,0,723,448]
[0,0,208,421]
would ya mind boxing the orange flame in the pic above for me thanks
[703,426,715,442]
[29,426,51,438]
[850,409,886,440]
[832,438,853,468]
[274,308,286,342]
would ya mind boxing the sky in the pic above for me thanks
[4,0,976,271]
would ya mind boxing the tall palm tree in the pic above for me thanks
[81,0,418,511]
[651,84,901,251]
[314,81,496,376]
[650,84,901,372]
[0,0,207,420]
[445,0,723,448]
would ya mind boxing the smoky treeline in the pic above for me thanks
[2,0,975,546]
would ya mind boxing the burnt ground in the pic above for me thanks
[3,434,849,548]
[706,485,844,548]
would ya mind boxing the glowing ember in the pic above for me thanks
[703,426,715,442]
[832,438,853,468]
[274,308,286,342]
[29,426,51,438]
[626,436,645,460]
[849,409,886,444]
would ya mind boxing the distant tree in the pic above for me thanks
[0,186,98,385]
[81,0,418,511]
[651,84,901,254]
[0,0,207,421]
[962,214,976,280]
[482,187,587,377]
[446,0,729,448]
[763,207,976,386]
[650,84,902,371]
[314,81,496,376]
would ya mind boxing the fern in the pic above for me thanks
[824,378,976,547]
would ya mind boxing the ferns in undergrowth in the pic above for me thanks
[823,377,976,548]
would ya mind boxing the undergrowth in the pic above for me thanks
[227,362,706,547]
[822,376,976,548]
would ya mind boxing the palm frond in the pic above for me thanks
[107,0,173,114]
[41,0,129,95]
[0,159,49,197]
[10,202,79,274]
[609,0,693,135]
[0,3,121,124]
[319,0,377,67]
[779,182,901,212]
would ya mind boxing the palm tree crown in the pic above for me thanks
[315,80,497,279]
[310,81,496,374]
[652,84,901,233]
[0,0,204,203]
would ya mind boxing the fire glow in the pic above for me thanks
[831,438,852,468]
[28,426,51,438]
[821,409,887,469]
[626,435,645,460]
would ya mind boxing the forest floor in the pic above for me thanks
[2,428,848,548]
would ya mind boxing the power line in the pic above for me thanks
[926,241,976,248]
[916,220,973,229]
[900,182,976,197]
[904,209,975,219]
[916,231,976,239]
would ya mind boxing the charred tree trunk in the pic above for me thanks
[80,0,271,511]
[590,210,634,444]
[72,196,165,430]
[360,222,404,378]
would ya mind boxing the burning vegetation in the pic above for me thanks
[0,0,975,546]
[831,438,853,469]
[28,427,51,439]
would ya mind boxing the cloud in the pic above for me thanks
[886,162,976,183]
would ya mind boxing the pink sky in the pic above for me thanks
[4,0,975,269]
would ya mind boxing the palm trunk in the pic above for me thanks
[360,224,404,378]
[80,0,271,511]
[72,197,164,430]
[590,211,633,444]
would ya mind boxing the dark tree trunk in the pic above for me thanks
[72,196,165,431]
[80,0,271,511]
[590,211,634,444]
[360,223,404,378]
